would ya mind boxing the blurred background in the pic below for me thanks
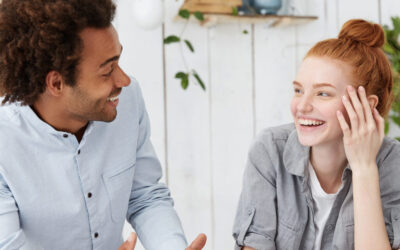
[114,0,400,249]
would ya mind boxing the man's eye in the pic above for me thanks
[103,69,114,77]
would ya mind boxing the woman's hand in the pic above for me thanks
[336,85,385,173]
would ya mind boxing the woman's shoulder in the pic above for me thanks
[378,136,400,165]
[249,123,297,160]
[256,123,296,143]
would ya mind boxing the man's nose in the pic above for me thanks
[114,65,131,88]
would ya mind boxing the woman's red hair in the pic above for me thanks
[306,19,393,117]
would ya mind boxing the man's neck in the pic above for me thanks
[310,140,348,194]
[31,99,88,141]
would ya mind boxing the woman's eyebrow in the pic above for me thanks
[312,83,336,88]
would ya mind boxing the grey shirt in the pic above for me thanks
[233,123,400,250]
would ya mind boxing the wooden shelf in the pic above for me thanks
[177,0,317,27]
[176,13,318,27]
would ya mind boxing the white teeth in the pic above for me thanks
[107,95,119,102]
[298,119,324,126]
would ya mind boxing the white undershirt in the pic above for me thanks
[308,162,339,250]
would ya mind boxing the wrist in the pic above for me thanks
[351,163,378,179]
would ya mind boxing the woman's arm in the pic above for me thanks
[337,85,390,250]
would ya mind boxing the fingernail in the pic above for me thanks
[359,86,365,92]
[342,95,347,101]
[337,110,341,116]
[347,86,353,91]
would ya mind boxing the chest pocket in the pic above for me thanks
[103,160,136,223]
[275,217,304,250]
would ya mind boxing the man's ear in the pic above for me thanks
[367,94,379,109]
[45,71,65,97]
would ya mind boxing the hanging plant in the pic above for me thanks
[383,16,400,141]
[164,9,206,91]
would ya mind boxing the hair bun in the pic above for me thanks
[338,19,384,48]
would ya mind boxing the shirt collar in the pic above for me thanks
[282,127,352,179]
[18,104,94,137]
[282,128,310,177]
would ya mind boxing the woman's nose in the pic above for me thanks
[297,96,313,113]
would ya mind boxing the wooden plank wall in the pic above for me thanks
[115,0,400,249]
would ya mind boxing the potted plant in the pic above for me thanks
[383,16,400,141]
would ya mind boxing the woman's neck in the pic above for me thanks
[310,139,348,194]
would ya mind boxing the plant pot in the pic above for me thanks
[251,0,282,15]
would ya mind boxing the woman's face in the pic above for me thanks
[290,56,355,147]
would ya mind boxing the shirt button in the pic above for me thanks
[94,232,99,238]
[88,192,92,198]
[78,150,81,155]
[63,134,68,138]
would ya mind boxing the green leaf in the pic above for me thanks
[396,137,400,142]
[184,40,194,52]
[392,115,400,126]
[181,77,189,89]
[193,71,206,91]
[164,35,180,44]
[243,30,249,34]
[175,72,187,79]
[179,9,190,19]
[194,11,204,21]
[232,7,238,16]
[384,119,390,134]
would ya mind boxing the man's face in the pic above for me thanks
[64,25,131,123]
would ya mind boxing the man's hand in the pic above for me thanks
[118,232,137,250]
[186,234,207,250]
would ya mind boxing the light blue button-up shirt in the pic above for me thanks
[0,78,187,250]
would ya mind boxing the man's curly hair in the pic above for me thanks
[0,0,116,105]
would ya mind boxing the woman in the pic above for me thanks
[233,19,400,250]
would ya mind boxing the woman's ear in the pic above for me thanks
[367,94,379,109]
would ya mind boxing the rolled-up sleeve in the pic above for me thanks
[126,83,187,250]
[378,140,400,249]
[0,169,25,250]
[233,137,278,250]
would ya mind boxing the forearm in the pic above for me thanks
[352,164,391,250]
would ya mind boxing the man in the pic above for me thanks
[0,0,206,249]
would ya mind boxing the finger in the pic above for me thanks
[373,108,385,139]
[358,86,375,128]
[186,234,207,250]
[120,233,137,250]
[337,110,351,138]
[347,85,365,127]
[342,95,358,131]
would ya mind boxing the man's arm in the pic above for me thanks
[0,169,26,250]
[125,82,187,250]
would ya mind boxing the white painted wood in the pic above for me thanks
[294,0,335,68]
[164,0,214,248]
[208,23,254,249]
[380,0,400,26]
[254,23,296,133]
[337,0,380,25]
[114,0,165,248]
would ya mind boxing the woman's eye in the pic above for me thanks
[318,92,329,97]
[294,88,302,94]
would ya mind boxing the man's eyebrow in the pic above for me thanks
[99,46,123,68]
